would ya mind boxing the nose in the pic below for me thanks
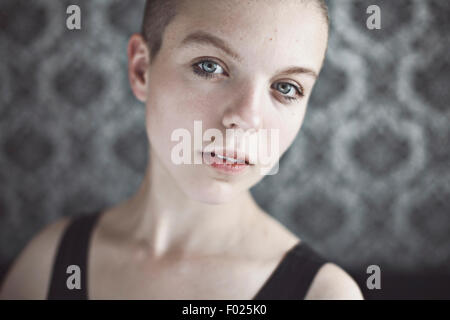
[222,81,264,131]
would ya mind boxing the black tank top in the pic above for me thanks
[46,211,329,300]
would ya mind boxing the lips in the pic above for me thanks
[201,149,253,165]
[201,151,251,175]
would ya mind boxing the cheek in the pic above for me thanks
[149,63,219,117]
[266,104,307,158]
[144,70,217,162]
[144,75,186,161]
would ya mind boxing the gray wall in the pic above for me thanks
[0,0,449,297]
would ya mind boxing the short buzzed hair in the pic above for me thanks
[141,0,329,64]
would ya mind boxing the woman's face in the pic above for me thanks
[137,0,328,204]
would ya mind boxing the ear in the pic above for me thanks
[127,33,150,102]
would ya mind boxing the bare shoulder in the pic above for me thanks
[0,216,73,300]
[304,262,364,300]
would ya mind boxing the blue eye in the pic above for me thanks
[192,60,226,78]
[272,82,304,102]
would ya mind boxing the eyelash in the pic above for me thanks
[191,59,305,103]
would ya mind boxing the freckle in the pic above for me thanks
[269,37,272,40]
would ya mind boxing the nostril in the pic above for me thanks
[211,152,215,157]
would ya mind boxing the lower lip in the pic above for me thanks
[202,152,250,175]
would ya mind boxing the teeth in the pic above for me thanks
[214,153,245,164]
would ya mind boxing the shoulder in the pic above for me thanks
[304,262,364,300]
[0,216,73,299]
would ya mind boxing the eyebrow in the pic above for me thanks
[276,66,318,80]
[178,30,318,79]
[179,30,243,62]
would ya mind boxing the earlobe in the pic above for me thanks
[127,33,150,102]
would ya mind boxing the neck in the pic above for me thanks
[111,148,263,259]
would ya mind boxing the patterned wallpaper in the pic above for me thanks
[0,0,449,288]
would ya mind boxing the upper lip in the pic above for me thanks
[202,148,254,165]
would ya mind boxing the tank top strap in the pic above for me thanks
[252,241,328,300]
[46,210,102,300]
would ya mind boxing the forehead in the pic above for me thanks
[163,0,328,73]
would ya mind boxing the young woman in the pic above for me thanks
[1,0,363,299]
